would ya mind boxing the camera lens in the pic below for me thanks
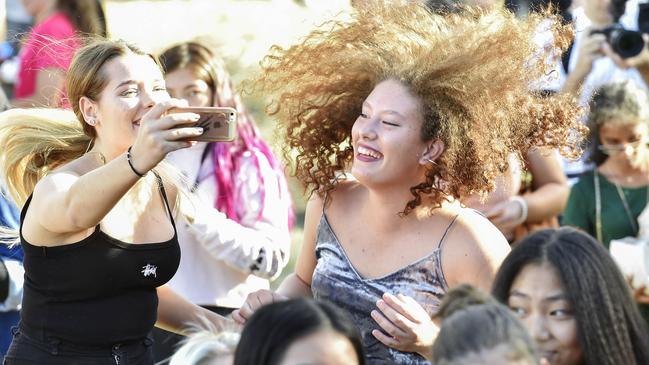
[609,28,644,58]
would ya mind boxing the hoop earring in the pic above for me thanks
[426,158,437,165]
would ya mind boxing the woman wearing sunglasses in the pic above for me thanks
[563,80,649,323]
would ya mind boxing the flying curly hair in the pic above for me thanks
[249,3,585,214]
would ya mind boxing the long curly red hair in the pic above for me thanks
[249,4,586,214]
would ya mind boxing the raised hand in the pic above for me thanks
[483,197,527,239]
[371,293,439,361]
[626,275,649,304]
[129,99,203,175]
[571,29,607,78]
[603,34,649,71]
[231,289,289,325]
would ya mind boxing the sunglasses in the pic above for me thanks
[597,140,647,155]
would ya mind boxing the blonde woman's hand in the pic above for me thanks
[231,289,289,325]
[371,293,438,361]
[129,99,203,174]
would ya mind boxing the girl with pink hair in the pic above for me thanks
[153,41,294,361]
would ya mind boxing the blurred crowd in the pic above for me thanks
[0,0,648,365]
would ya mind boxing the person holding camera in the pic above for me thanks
[562,0,649,101]
[554,0,649,179]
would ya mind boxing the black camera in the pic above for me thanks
[592,25,645,59]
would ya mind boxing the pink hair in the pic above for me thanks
[160,42,294,229]
[211,84,295,229]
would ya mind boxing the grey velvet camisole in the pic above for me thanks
[311,212,457,364]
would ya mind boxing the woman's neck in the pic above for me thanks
[599,159,649,187]
[89,140,126,163]
[363,183,449,225]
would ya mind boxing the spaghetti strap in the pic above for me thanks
[437,213,460,250]
[322,191,330,215]
[322,173,351,215]
[152,172,176,229]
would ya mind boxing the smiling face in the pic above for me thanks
[351,79,435,189]
[507,263,583,365]
[165,67,213,107]
[89,53,170,153]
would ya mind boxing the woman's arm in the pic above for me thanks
[181,151,291,279]
[231,194,323,323]
[156,285,236,335]
[277,194,323,297]
[181,209,290,279]
[525,148,569,222]
[560,30,605,97]
[442,210,511,292]
[24,101,202,243]
[482,149,568,238]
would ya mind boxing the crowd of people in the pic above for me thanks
[0,0,648,364]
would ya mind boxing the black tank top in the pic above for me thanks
[18,177,181,346]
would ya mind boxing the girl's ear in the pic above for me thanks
[420,139,445,165]
[79,96,99,126]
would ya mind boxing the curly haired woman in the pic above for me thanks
[233,4,584,364]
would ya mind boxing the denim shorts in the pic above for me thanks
[3,327,154,365]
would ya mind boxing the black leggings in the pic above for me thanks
[4,328,154,365]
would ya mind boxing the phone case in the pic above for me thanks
[169,107,237,142]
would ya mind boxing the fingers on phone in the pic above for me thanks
[165,127,203,141]
[159,113,200,130]
[167,141,194,151]
[145,100,181,119]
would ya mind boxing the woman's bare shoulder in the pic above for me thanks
[324,174,362,201]
[441,206,511,290]
[452,207,508,249]
[33,155,95,196]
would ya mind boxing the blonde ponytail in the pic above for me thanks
[0,108,90,207]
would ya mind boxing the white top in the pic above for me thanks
[165,143,292,308]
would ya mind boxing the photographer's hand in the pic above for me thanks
[604,33,649,69]
[562,29,606,96]
[604,34,649,88]
[574,29,607,75]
